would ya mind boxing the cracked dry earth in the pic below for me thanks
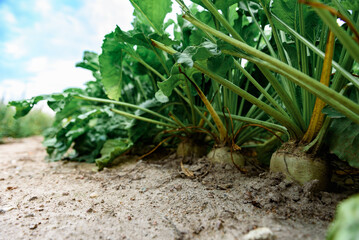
[0,136,354,240]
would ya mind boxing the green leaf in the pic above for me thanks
[191,0,238,11]
[271,0,321,42]
[158,66,185,96]
[135,46,163,75]
[44,107,130,164]
[9,91,80,119]
[322,106,345,119]
[238,1,260,13]
[44,108,106,162]
[100,26,171,100]
[133,98,162,116]
[174,40,221,68]
[96,138,133,170]
[49,89,84,112]
[129,0,172,34]
[271,0,298,30]
[75,51,100,73]
[155,89,169,103]
[126,99,164,143]
[99,31,124,101]
[327,194,359,240]
[327,118,359,168]
[84,80,107,99]
[115,25,178,49]
[207,54,234,77]
[214,0,238,10]
[151,33,179,46]
[282,42,299,68]
[158,65,200,96]
[9,95,47,119]
[194,10,216,29]
[233,14,260,47]
[340,0,359,10]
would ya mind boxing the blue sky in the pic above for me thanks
[0,0,135,101]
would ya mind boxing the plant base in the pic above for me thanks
[270,143,330,191]
[207,146,245,167]
[176,139,207,158]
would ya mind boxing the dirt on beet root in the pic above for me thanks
[0,136,358,240]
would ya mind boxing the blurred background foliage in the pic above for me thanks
[0,99,53,142]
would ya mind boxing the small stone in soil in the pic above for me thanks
[217,183,233,190]
[25,213,35,218]
[139,187,147,193]
[215,220,223,230]
[194,225,204,234]
[90,192,99,198]
[29,224,38,230]
[29,196,38,201]
[242,227,275,240]
[86,208,94,213]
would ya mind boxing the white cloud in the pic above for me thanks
[0,6,17,24]
[26,58,94,96]
[0,0,135,102]
[0,79,27,101]
[26,58,93,93]
[1,0,135,55]
[34,0,52,15]
[0,0,185,104]
[3,37,28,59]
[0,58,93,101]
[25,56,49,73]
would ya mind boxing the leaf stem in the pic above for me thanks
[272,14,359,89]
[111,108,178,129]
[75,95,175,125]
[182,14,359,123]
[302,31,335,143]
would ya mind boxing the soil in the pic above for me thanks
[0,136,357,240]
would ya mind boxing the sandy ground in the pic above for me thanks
[0,136,355,240]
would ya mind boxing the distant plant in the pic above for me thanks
[0,100,53,140]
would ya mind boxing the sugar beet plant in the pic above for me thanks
[152,0,359,188]
[10,52,133,168]
[10,0,359,182]
[159,0,359,189]
[79,0,294,168]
